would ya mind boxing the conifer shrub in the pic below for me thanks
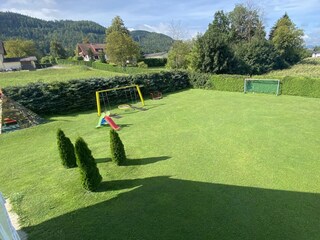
[75,137,102,191]
[56,128,77,168]
[110,129,126,165]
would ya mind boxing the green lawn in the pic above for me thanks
[0,65,125,87]
[0,89,319,239]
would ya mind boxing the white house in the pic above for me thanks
[0,41,37,71]
[312,51,320,58]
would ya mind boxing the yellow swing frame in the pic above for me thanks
[95,85,145,116]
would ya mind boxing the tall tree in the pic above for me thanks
[229,3,264,42]
[4,39,38,58]
[106,16,130,37]
[166,40,192,69]
[269,13,305,66]
[105,16,140,66]
[193,11,234,73]
[50,40,67,59]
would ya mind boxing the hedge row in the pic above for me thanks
[189,72,320,98]
[3,71,189,115]
[92,62,150,74]
[281,76,320,98]
[142,58,167,67]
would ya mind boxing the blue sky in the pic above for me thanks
[1,0,319,46]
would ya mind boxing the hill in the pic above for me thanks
[0,12,173,56]
[0,12,105,55]
[131,30,174,53]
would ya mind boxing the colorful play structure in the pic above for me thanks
[96,112,120,131]
[95,85,145,116]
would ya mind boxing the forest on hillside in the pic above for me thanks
[0,12,173,56]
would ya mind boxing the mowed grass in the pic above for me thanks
[0,89,320,239]
[0,65,125,87]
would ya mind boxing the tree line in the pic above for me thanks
[167,4,311,75]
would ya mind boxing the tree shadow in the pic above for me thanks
[123,156,171,166]
[23,176,320,240]
[95,158,111,164]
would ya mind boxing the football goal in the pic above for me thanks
[244,79,280,95]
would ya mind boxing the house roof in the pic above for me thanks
[3,57,21,63]
[144,52,168,59]
[20,56,37,62]
[77,43,105,56]
[0,41,7,55]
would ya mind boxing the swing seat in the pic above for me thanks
[118,104,131,110]
[150,91,162,100]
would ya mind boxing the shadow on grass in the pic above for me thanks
[123,156,171,166]
[95,158,111,164]
[23,176,320,240]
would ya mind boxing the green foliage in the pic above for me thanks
[2,71,190,115]
[110,129,126,165]
[210,75,245,92]
[142,58,167,67]
[229,4,265,42]
[131,30,174,54]
[195,11,234,74]
[166,40,192,69]
[233,37,277,75]
[106,31,140,66]
[281,76,320,98]
[75,137,102,191]
[56,129,77,168]
[188,72,213,89]
[4,39,39,58]
[137,61,148,68]
[105,16,130,37]
[270,13,305,66]
[50,40,67,59]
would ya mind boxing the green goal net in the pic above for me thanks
[244,79,280,95]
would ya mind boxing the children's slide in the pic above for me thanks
[104,115,120,131]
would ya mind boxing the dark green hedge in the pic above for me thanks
[3,71,189,115]
[142,58,167,67]
[281,76,320,98]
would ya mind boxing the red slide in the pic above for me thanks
[104,116,120,131]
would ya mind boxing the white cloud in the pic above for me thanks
[0,8,60,20]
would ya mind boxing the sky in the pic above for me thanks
[1,0,320,46]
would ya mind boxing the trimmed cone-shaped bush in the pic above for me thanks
[75,137,102,191]
[110,129,126,165]
[57,128,77,168]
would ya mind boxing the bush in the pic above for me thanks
[281,76,320,98]
[110,129,126,165]
[142,58,167,67]
[75,137,102,191]
[56,128,77,168]
[188,72,213,89]
[137,61,148,68]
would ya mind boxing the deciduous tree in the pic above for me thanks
[4,39,38,58]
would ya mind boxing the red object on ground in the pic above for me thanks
[104,116,120,131]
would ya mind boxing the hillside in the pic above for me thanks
[0,12,173,56]
[0,12,105,55]
[131,30,174,53]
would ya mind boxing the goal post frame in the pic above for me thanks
[244,79,280,96]
[96,85,144,116]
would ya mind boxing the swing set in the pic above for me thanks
[95,85,145,116]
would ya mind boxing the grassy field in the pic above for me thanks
[0,89,319,239]
[0,65,125,87]
[261,57,320,79]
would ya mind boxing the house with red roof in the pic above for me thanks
[76,43,106,61]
